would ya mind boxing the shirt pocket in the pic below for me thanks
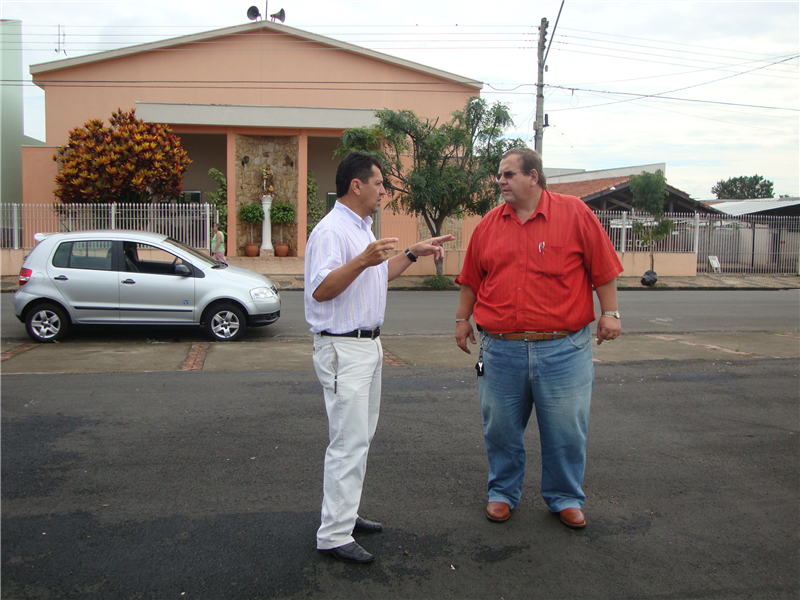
[535,241,566,275]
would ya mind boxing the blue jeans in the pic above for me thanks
[478,325,594,513]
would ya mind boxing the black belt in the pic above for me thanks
[320,328,380,339]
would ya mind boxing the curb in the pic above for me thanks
[3,275,798,294]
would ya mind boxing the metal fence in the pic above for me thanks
[375,209,799,275]
[4,204,798,274]
[1,203,219,250]
[594,211,800,275]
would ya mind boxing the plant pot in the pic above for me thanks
[244,243,260,257]
[274,243,289,257]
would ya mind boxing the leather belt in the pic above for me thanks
[484,331,570,341]
[321,328,381,339]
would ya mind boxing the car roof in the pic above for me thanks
[34,230,171,243]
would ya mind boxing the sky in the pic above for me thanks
[2,0,798,200]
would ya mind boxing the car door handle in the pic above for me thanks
[122,279,136,285]
[53,275,68,281]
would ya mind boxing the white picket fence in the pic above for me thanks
[1,203,219,251]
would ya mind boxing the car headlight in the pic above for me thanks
[250,286,277,300]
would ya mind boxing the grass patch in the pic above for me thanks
[422,275,456,290]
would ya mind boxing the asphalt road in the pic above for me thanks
[3,289,799,342]
[2,359,798,599]
[2,289,799,599]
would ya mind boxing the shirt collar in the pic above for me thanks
[500,189,551,222]
[334,200,374,231]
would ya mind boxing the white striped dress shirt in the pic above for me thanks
[304,201,388,334]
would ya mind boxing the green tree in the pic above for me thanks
[629,169,674,272]
[336,97,523,276]
[54,108,190,203]
[711,175,774,199]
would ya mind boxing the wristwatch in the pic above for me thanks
[601,310,620,319]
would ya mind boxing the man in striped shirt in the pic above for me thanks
[305,151,453,564]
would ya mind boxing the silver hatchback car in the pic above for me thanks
[14,230,281,342]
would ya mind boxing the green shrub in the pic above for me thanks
[306,171,324,235]
[240,202,265,224]
[204,168,228,231]
[269,200,295,226]
[270,200,295,244]
[240,202,264,243]
[422,275,455,290]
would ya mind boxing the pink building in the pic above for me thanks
[24,20,482,262]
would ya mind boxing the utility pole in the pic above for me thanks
[534,17,548,155]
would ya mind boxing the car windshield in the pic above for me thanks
[165,237,220,267]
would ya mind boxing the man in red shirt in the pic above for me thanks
[455,147,623,529]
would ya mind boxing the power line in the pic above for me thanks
[547,86,798,112]
[622,99,799,137]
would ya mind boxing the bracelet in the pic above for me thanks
[404,248,417,262]
[456,319,469,322]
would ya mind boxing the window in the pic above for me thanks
[181,191,202,203]
[53,241,114,271]
[327,192,337,214]
[123,241,186,275]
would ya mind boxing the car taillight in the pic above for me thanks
[19,268,32,286]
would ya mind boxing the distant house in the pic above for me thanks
[702,198,800,217]
[546,164,718,214]
[23,20,482,257]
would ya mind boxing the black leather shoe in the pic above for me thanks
[319,541,374,564]
[354,516,383,533]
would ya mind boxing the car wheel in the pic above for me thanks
[25,303,70,343]
[204,303,246,342]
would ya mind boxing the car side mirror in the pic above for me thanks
[175,264,192,276]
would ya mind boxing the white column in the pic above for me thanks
[260,195,274,250]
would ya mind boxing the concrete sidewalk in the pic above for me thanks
[3,329,799,375]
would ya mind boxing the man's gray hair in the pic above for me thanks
[503,147,547,190]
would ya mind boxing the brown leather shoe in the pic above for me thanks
[558,508,586,529]
[486,501,511,522]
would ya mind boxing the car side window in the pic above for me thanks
[53,241,113,271]
[128,242,188,276]
[52,242,72,268]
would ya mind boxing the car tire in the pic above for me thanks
[25,302,70,343]
[204,303,246,342]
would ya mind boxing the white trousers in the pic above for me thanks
[312,334,382,550]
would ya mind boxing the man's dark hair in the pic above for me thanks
[503,147,547,189]
[336,152,383,198]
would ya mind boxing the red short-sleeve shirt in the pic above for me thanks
[455,190,624,333]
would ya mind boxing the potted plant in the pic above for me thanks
[270,200,295,257]
[240,201,265,257]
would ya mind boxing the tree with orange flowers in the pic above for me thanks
[53,108,191,203]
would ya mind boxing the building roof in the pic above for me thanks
[30,21,483,90]
[549,175,718,214]
[548,176,632,200]
[702,198,800,216]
